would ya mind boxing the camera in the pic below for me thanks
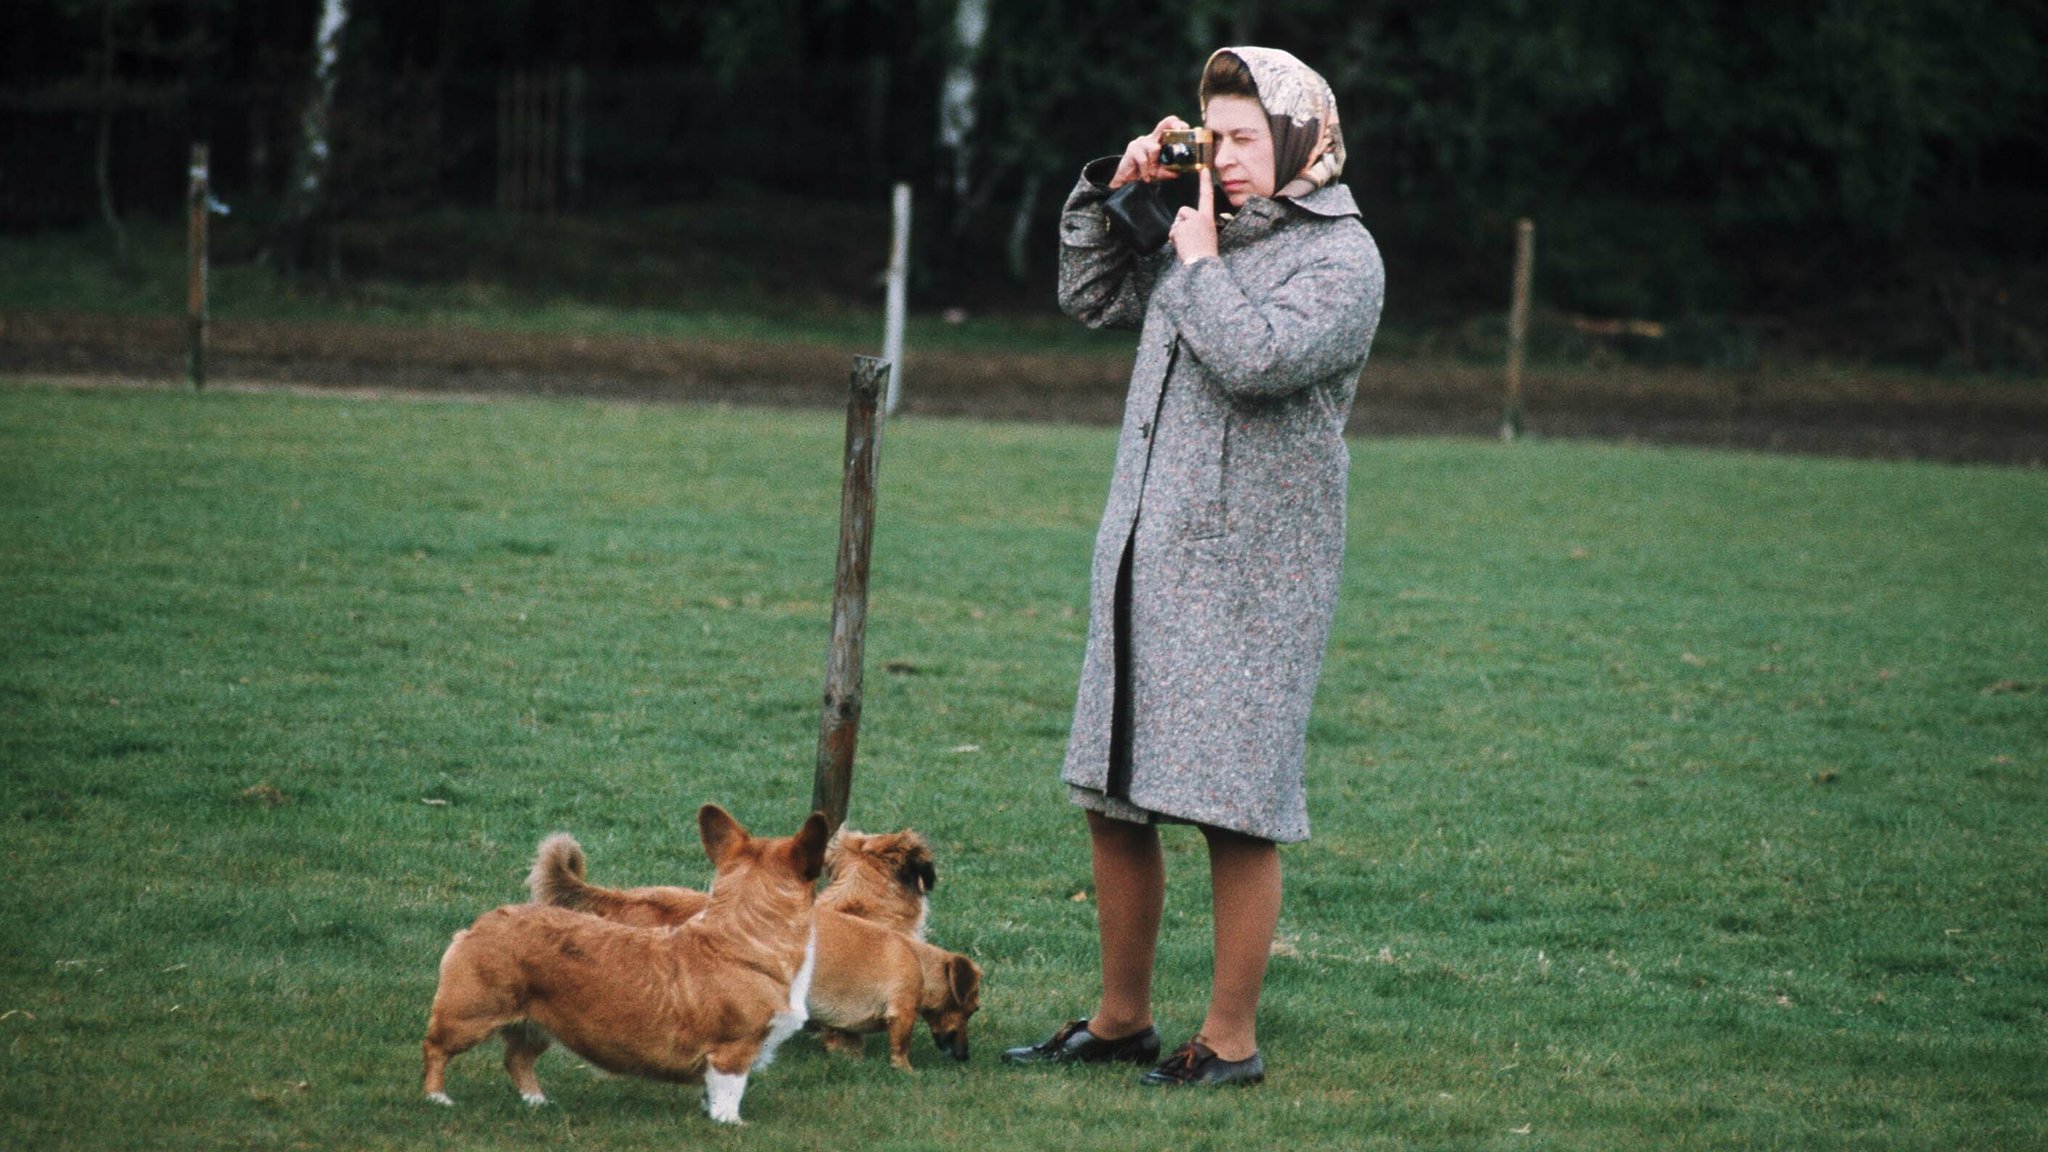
[1157,128,1214,174]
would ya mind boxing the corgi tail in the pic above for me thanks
[527,833,594,909]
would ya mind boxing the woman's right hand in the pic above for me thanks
[1108,115,1193,189]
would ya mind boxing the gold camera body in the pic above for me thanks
[1157,127,1214,174]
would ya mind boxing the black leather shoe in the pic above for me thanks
[1002,1019,1161,1066]
[1138,1038,1265,1086]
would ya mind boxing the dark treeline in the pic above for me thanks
[4,0,2044,368]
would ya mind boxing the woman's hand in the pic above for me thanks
[1108,115,1192,189]
[1169,169,1219,265]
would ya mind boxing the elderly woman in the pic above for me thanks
[1002,47,1384,1087]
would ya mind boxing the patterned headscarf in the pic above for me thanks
[1200,47,1345,200]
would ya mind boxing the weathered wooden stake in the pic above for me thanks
[812,356,891,830]
[1503,216,1534,440]
[186,143,210,391]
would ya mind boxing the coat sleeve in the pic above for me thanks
[1151,220,1384,401]
[1056,158,1163,332]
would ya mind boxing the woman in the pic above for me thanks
[1002,47,1384,1087]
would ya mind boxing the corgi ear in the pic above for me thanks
[699,804,747,864]
[947,954,981,1005]
[898,853,937,894]
[792,812,831,883]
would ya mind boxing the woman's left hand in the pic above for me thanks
[1170,172,1219,265]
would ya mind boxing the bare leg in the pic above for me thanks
[1085,810,1163,1039]
[1196,825,1281,1062]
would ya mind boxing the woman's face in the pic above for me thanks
[1204,95,1275,208]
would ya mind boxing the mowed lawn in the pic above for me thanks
[1,381,2042,1151]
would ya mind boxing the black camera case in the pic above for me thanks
[1103,174,1203,254]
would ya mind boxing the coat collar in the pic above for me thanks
[1281,182,1361,219]
[1219,182,1360,245]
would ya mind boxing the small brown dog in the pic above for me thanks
[422,805,828,1123]
[816,828,938,938]
[805,908,981,1069]
[531,825,937,937]
[528,826,979,1068]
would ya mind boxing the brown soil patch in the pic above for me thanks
[5,310,2042,465]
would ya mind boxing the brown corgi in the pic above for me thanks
[526,828,978,1069]
[528,824,934,933]
[422,805,828,1123]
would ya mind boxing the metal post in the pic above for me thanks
[1503,217,1534,440]
[813,356,891,830]
[882,184,911,416]
[186,144,210,391]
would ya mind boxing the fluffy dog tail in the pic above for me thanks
[527,833,595,910]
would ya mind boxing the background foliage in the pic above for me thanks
[2,0,2045,367]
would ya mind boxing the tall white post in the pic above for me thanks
[883,182,911,417]
[1503,217,1534,441]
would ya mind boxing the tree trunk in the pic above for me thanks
[932,0,989,295]
[1005,170,1041,282]
[937,0,988,211]
[274,0,350,277]
[1189,0,1260,57]
[94,0,130,275]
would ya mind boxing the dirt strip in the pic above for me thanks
[5,310,2042,465]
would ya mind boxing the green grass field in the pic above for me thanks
[2,381,2042,1150]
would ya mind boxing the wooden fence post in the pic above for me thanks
[186,143,209,391]
[1503,217,1534,440]
[812,356,891,830]
[497,70,563,216]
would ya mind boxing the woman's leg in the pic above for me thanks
[1197,825,1282,1061]
[1086,809,1164,1038]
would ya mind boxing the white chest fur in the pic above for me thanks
[751,923,817,1069]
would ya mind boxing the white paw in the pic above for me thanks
[756,1007,807,1070]
[426,1092,453,1107]
[703,1069,747,1125]
[522,1092,549,1107]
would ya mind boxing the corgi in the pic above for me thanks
[529,825,934,936]
[422,805,828,1124]
[526,828,979,1069]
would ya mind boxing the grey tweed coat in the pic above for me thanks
[1056,159,1384,843]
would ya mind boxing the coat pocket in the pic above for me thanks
[1305,382,1339,428]
[1185,414,1230,540]
[1061,210,1112,248]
